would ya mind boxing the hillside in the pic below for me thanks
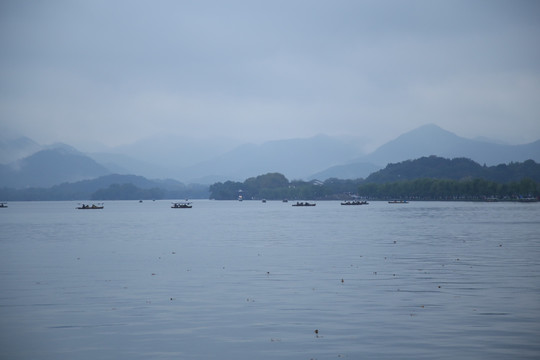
[363,124,540,166]
[0,174,209,201]
[179,134,366,183]
[310,124,540,179]
[0,136,42,164]
[308,161,380,181]
[365,156,540,183]
[0,148,111,188]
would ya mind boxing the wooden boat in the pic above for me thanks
[171,202,192,208]
[341,201,368,205]
[292,202,316,207]
[77,203,104,209]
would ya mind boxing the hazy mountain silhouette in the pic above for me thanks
[310,124,540,179]
[364,124,540,166]
[2,125,539,187]
[307,161,380,180]
[0,136,42,164]
[178,134,366,183]
[110,135,241,178]
[0,148,111,188]
[88,152,172,179]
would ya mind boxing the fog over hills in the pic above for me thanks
[1,124,539,189]
[0,135,42,164]
[178,134,365,183]
[0,148,111,188]
[363,124,540,166]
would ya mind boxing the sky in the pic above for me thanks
[1,0,540,151]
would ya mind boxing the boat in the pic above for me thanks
[292,202,316,207]
[518,197,538,203]
[341,200,368,205]
[282,199,288,203]
[388,200,409,204]
[262,199,266,203]
[0,202,7,208]
[171,202,192,208]
[77,203,104,209]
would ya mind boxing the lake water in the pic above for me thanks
[1,200,539,359]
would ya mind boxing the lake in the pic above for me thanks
[1,200,539,359]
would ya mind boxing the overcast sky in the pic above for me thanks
[1,0,539,150]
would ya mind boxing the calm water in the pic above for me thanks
[0,200,539,359]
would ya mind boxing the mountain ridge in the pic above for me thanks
[1,125,539,188]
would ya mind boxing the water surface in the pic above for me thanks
[1,200,539,359]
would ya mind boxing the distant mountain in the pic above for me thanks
[365,156,540,183]
[88,152,172,179]
[110,135,242,179]
[0,174,209,200]
[0,136,42,164]
[0,148,111,188]
[308,161,380,181]
[363,124,540,166]
[52,174,208,199]
[179,134,367,183]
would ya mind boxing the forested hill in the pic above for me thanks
[365,156,540,184]
[209,159,540,200]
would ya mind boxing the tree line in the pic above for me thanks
[209,173,363,200]
[357,177,539,200]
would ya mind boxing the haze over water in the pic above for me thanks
[1,200,539,359]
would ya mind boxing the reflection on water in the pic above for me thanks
[1,200,539,359]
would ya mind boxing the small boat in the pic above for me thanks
[518,197,538,203]
[388,200,408,204]
[292,202,316,207]
[282,199,288,203]
[171,202,192,208]
[262,199,266,203]
[0,202,7,208]
[77,203,104,209]
[341,200,369,205]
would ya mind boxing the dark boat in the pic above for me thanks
[388,200,409,204]
[341,200,368,205]
[0,202,7,208]
[292,202,316,207]
[171,202,192,208]
[77,203,104,209]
